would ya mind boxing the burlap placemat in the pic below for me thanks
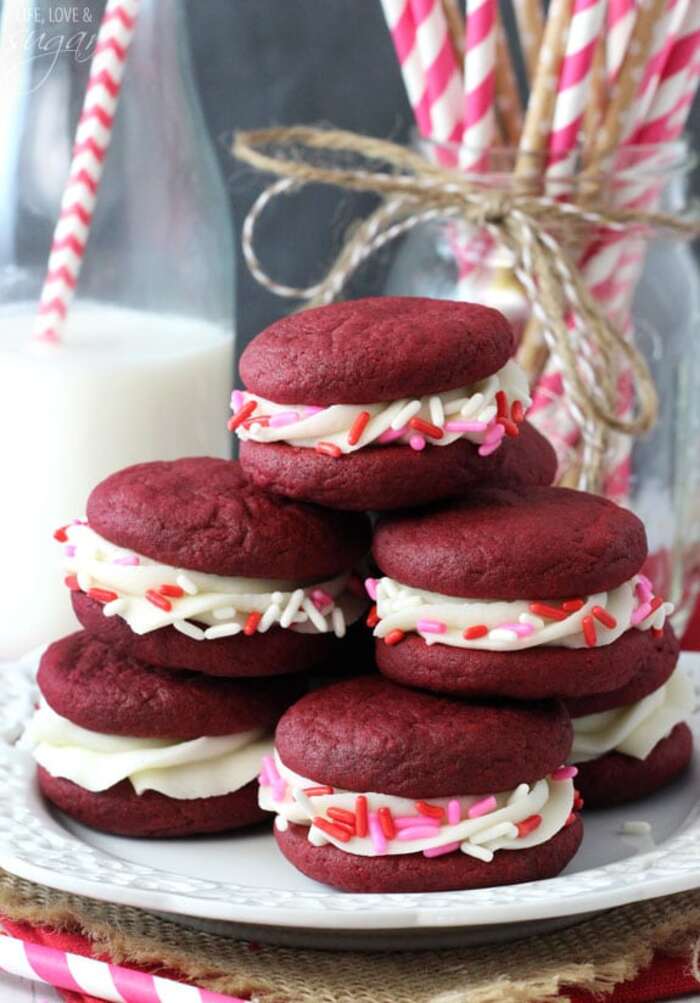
[1,869,699,1003]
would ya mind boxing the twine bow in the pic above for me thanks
[234,126,699,481]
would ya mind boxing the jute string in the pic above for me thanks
[233,126,700,490]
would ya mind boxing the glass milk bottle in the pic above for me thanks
[0,0,235,657]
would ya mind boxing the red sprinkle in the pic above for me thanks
[408,416,444,440]
[313,816,352,843]
[564,811,577,828]
[416,801,445,821]
[464,624,488,640]
[328,807,356,829]
[581,614,597,647]
[366,605,380,628]
[88,587,119,604]
[511,400,525,423]
[384,629,405,646]
[244,611,262,636]
[592,605,617,629]
[497,416,519,438]
[562,598,584,612]
[303,786,334,796]
[159,584,184,599]
[516,814,542,838]
[495,390,508,419]
[650,596,664,611]
[377,806,396,839]
[227,400,256,431]
[53,525,70,542]
[574,793,585,811]
[64,575,81,591]
[347,410,371,446]
[652,627,664,638]
[355,795,368,838]
[529,602,569,622]
[145,589,172,612]
[315,441,343,458]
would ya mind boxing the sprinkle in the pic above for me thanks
[368,813,387,854]
[366,605,379,628]
[364,577,378,600]
[347,410,370,446]
[377,425,406,443]
[562,598,584,612]
[463,624,488,640]
[384,629,405,646]
[581,615,597,647]
[280,588,305,628]
[302,597,328,632]
[269,411,300,428]
[176,574,198,595]
[304,406,324,416]
[471,821,518,844]
[64,575,80,591]
[259,604,281,632]
[445,419,488,433]
[159,583,184,599]
[552,765,578,781]
[416,801,445,821]
[631,601,653,626]
[227,400,256,431]
[303,786,334,796]
[395,815,439,830]
[650,596,664,611]
[204,623,242,639]
[511,400,525,423]
[652,627,664,638]
[564,812,577,827]
[409,416,444,440]
[519,612,545,629]
[516,814,542,838]
[429,395,445,426]
[468,795,497,819]
[621,820,651,835]
[53,525,70,542]
[230,389,245,411]
[489,627,518,642]
[64,544,76,557]
[315,441,342,458]
[636,575,653,601]
[529,602,569,621]
[461,842,494,862]
[355,796,368,838]
[592,605,617,629]
[244,611,262,636]
[460,392,484,417]
[409,433,426,451]
[173,619,205,640]
[484,421,506,445]
[417,618,447,635]
[378,806,396,839]
[508,784,530,805]
[313,816,352,843]
[495,622,534,638]
[88,587,119,604]
[447,799,461,825]
[497,416,519,438]
[113,554,140,566]
[423,841,460,858]
[391,400,421,429]
[328,807,356,829]
[396,826,441,841]
[495,390,508,419]
[574,793,584,811]
[332,607,346,638]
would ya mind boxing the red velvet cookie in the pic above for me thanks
[235,297,553,510]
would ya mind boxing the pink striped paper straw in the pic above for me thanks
[33,0,140,344]
[606,0,636,83]
[0,932,245,1003]
[461,0,497,171]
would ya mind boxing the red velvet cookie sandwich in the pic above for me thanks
[564,649,694,807]
[260,676,583,893]
[61,458,370,677]
[23,632,302,837]
[370,486,676,700]
[234,297,556,510]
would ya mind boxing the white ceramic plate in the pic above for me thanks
[0,651,699,950]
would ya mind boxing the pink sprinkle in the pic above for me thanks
[272,780,286,802]
[496,622,534,638]
[478,440,502,457]
[635,577,653,602]
[304,406,324,416]
[468,795,497,819]
[444,420,488,433]
[484,421,506,445]
[396,825,442,841]
[552,765,578,781]
[113,554,140,566]
[378,425,407,444]
[447,799,461,825]
[64,544,76,557]
[409,434,426,451]
[394,815,440,830]
[262,755,280,785]
[231,389,245,411]
[71,518,87,525]
[631,601,653,626]
[368,813,387,854]
[311,588,333,611]
[417,618,447,634]
[269,411,300,428]
[364,577,378,600]
[423,841,460,858]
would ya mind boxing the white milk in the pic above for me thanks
[0,302,234,657]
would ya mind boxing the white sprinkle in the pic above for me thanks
[471,822,518,845]
[280,588,305,628]
[391,400,421,430]
[204,622,243,639]
[621,820,652,836]
[77,571,92,591]
[508,783,530,805]
[429,395,444,426]
[292,787,316,818]
[332,607,346,638]
[173,619,206,641]
[259,604,281,632]
[519,612,545,630]
[103,598,126,618]
[477,405,497,424]
[302,597,328,632]
[213,606,236,620]
[460,392,484,418]
[274,815,289,832]
[489,628,519,642]
[176,574,198,596]
[460,842,494,862]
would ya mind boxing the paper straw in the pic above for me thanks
[581,31,607,157]
[494,12,523,145]
[33,0,140,344]
[606,0,637,83]
[462,0,497,170]
[512,0,545,86]
[0,932,246,1003]
[409,0,465,142]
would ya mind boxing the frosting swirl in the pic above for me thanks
[63,524,366,642]
[370,573,672,651]
[22,702,270,799]
[233,359,531,457]
[571,667,694,763]
[259,751,575,862]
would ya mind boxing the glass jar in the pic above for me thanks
[386,140,700,630]
[0,0,235,656]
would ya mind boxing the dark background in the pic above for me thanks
[187,1,699,352]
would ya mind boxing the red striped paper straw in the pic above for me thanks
[33,0,140,344]
[0,932,246,1003]
[461,0,496,171]
[606,0,636,83]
